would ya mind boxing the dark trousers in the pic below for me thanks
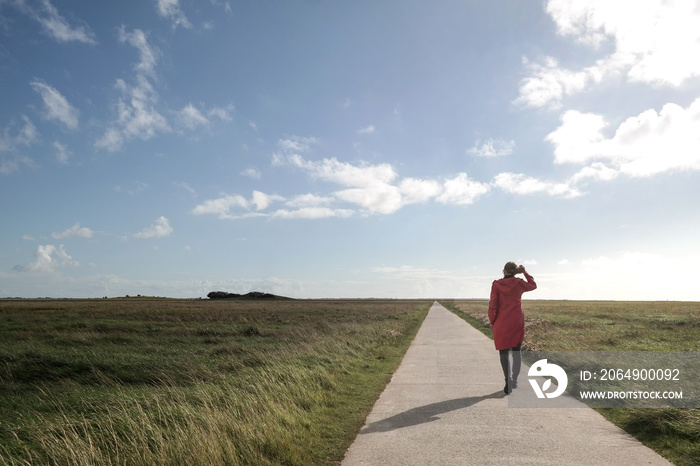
[499,343,522,383]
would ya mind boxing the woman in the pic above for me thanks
[488,262,537,394]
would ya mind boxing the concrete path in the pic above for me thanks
[342,302,671,465]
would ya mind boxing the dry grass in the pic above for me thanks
[0,298,430,465]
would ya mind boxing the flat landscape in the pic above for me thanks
[1,298,699,465]
[0,298,430,465]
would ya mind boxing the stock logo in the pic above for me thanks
[528,359,568,399]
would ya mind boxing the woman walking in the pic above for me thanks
[488,262,537,394]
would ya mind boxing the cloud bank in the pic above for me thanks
[15,244,79,273]
[193,141,493,220]
[548,98,700,178]
[517,0,700,109]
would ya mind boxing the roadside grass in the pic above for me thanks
[0,298,430,465]
[443,300,700,466]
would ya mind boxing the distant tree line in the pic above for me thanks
[207,291,283,300]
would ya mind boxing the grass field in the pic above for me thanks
[3,298,699,465]
[0,298,430,465]
[444,299,700,466]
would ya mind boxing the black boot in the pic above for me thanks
[504,379,512,394]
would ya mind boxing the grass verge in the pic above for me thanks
[0,298,430,465]
[442,299,700,466]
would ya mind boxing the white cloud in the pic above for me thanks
[517,0,700,108]
[192,195,246,218]
[118,27,159,78]
[0,155,34,176]
[52,223,93,239]
[286,155,411,215]
[30,80,79,129]
[515,57,601,109]
[272,207,354,220]
[104,78,169,148]
[1,117,39,175]
[492,172,582,198]
[569,162,619,184]
[277,136,320,153]
[251,191,284,211]
[467,138,515,157]
[199,153,494,220]
[134,216,173,238]
[53,141,71,164]
[241,167,261,179]
[0,116,40,151]
[156,0,192,29]
[18,0,97,44]
[16,244,79,273]
[284,193,333,208]
[358,125,376,134]
[221,191,355,220]
[546,110,608,164]
[15,116,40,147]
[176,103,234,130]
[547,98,700,177]
[178,104,208,129]
[208,104,234,122]
[192,192,284,219]
[96,28,169,151]
[288,155,398,188]
[399,178,443,205]
[335,182,403,215]
[175,181,196,196]
[436,173,491,205]
[94,128,123,153]
[549,0,700,85]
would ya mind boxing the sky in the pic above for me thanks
[1,0,700,300]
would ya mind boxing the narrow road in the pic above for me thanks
[342,302,670,465]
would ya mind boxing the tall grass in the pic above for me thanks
[0,298,430,465]
[444,299,700,466]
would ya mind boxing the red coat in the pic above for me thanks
[488,272,537,350]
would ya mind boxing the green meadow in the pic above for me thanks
[0,298,430,465]
[445,300,700,466]
[2,298,699,465]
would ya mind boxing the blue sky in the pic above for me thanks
[1,0,700,300]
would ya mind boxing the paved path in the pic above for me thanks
[342,301,671,465]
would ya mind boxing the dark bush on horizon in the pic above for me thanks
[207,291,281,300]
